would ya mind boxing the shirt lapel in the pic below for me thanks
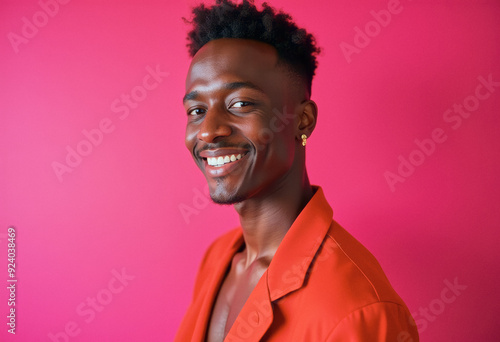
[191,232,245,342]
[224,271,274,342]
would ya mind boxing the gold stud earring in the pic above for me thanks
[301,134,307,146]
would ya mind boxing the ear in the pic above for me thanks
[297,100,318,140]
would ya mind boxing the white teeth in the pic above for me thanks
[206,153,245,167]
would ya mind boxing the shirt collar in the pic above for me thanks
[266,185,333,301]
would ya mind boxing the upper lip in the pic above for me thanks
[198,148,249,159]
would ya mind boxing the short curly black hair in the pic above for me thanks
[184,0,321,95]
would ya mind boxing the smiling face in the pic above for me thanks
[184,38,308,204]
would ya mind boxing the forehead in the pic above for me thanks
[185,38,283,92]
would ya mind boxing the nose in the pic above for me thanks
[196,107,232,143]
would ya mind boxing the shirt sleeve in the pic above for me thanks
[325,302,419,342]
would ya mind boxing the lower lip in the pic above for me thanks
[203,153,248,177]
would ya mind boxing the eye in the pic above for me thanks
[187,107,206,116]
[230,101,253,108]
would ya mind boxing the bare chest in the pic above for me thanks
[206,254,269,342]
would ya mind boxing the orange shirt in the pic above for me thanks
[175,187,419,341]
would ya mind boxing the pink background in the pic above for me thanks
[1,0,499,341]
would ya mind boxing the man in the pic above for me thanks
[176,1,419,341]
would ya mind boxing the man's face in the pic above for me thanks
[183,38,303,204]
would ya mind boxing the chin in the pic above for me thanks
[209,192,246,205]
[208,184,247,205]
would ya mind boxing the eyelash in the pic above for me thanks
[187,101,253,116]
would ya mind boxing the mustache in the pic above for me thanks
[196,142,252,154]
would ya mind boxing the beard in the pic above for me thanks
[208,177,248,205]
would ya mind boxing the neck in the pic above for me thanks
[233,171,313,267]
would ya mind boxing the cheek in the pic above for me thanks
[272,120,297,164]
[258,126,296,167]
[274,134,296,166]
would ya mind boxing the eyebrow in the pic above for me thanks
[182,81,266,103]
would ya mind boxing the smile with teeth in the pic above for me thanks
[206,153,245,167]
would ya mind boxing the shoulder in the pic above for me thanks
[292,220,418,339]
[321,220,404,305]
[324,301,419,341]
